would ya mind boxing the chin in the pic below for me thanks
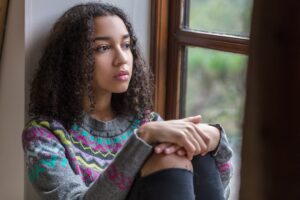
[111,85,129,93]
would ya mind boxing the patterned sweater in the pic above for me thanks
[22,112,233,200]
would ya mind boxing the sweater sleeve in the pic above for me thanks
[22,123,153,200]
[209,124,233,200]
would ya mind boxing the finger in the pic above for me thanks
[176,134,196,160]
[198,137,208,155]
[186,149,194,160]
[155,143,172,154]
[193,135,208,155]
[195,125,210,144]
[180,134,196,160]
[184,123,203,155]
[164,145,181,154]
[194,125,210,154]
[176,148,186,156]
[182,115,202,124]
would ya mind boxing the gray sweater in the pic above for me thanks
[22,112,233,199]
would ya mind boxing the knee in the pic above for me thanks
[141,153,193,177]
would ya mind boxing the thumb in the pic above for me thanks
[183,115,202,124]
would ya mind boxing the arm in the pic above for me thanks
[22,122,153,200]
[137,115,205,160]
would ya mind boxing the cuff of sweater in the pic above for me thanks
[209,124,233,163]
[209,124,227,157]
[113,130,153,165]
[133,129,153,149]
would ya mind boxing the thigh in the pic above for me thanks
[192,154,225,200]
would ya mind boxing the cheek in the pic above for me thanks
[93,66,111,85]
[95,71,111,86]
[94,57,111,75]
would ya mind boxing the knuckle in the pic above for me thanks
[195,148,201,155]
[202,144,208,152]
[186,124,194,132]
[190,145,196,153]
[176,132,185,140]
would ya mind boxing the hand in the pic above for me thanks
[196,124,221,152]
[138,115,208,160]
[154,124,221,157]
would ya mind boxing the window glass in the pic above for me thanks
[184,47,247,200]
[187,0,253,36]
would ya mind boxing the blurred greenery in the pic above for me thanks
[185,0,253,137]
[189,0,253,36]
[186,48,247,137]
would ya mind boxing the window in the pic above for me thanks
[151,0,253,199]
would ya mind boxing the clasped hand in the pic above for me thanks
[138,116,221,160]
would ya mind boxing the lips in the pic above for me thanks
[114,70,130,81]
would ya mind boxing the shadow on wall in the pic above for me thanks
[24,19,45,200]
[0,0,9,62]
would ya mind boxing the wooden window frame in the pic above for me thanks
[151,0,250,119]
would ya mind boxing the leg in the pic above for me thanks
[141,152,193,176]
[192,154,225,200]
[126,153,195,200]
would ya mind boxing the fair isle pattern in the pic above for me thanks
[22,112,234,199]
[69,120,140,158]
[104,163,133,190]
[22,128,72,183]
[218,161,232,173]
[23,116,144,186]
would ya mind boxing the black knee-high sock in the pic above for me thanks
[192,154,225,200]
[127,168,195,200]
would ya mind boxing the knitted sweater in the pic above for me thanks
[22,112,233,200]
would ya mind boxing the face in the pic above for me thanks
[92,15,133,95]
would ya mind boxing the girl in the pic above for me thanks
[23,3,233,200]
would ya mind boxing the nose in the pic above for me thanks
[113,46,128,67]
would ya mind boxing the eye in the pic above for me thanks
[94,45,110,53]
[122,42,131,50]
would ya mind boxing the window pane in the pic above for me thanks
[187,0,253,36]
[183,47,247,200]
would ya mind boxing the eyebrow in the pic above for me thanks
[94,34,130,41]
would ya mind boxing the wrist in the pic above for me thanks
[208,124,223,155]
[209,125,221,152]
[137,123,154,144]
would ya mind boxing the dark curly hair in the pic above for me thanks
[29,3,154,129]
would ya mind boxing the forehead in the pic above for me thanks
[94,15,129,37]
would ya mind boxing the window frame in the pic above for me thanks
[151,0,250,119]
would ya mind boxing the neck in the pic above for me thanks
[83,92,115,121]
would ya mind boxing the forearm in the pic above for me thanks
[23,125,153,200]
[83,132,153,199]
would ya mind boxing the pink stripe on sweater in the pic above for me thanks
[217,161,232,173]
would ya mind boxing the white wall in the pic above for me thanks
[24,0,150,199]
[26,0,150,91]
[0,0,25,199]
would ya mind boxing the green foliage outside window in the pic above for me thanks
[189,0,252,36]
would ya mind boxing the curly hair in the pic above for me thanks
[29,3,154,129]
